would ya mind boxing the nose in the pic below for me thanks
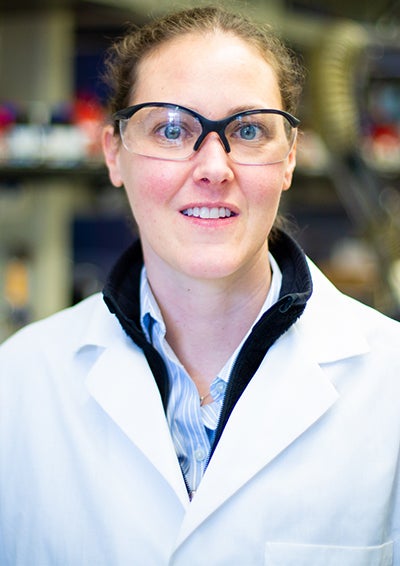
[192,133,234,185]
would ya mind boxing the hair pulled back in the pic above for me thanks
[102,5,304,122]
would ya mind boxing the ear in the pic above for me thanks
[102,125,124,187]
[282,141,297,192]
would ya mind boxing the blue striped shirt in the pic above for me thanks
[140,256,282,498]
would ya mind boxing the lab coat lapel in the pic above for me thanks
[85,341,188,506]
[176,326,339,544]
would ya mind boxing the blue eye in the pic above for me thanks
[239,124,258,140]
[164,124,182,140]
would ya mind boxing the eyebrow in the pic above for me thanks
[226,104,267,114]
[184,103,273,120]
[206,104,281,119]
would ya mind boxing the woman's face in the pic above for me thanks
[103,32,296,283]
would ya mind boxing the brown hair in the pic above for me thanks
[102,5,304,124]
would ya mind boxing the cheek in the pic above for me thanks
[245,166,287,207]
[121,160,191,247]
[122,158,178,214]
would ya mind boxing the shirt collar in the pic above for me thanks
[140,267,166,342]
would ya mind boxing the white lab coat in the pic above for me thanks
[1,260,400,565]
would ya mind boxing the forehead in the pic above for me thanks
[133,32,282,112]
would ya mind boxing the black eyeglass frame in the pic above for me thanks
[113,102,300,157]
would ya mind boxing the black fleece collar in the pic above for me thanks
[103,229,313,451]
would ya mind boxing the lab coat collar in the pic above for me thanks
[74,300,189,506]
[301,259,370,363]
[78,281,366,543]
[84,338,189,507]
[76,236,370,542]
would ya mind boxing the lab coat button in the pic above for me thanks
[216,381,226,393]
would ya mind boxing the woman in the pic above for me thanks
[1,6,400,565]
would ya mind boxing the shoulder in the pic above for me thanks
[308,258,399,323]
[302,258,400,360]
[0,293,122,365]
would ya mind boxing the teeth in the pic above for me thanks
[183,207,233,218]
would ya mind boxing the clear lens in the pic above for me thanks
[226,113,296,165]
[119,106,297,165]
[119,106,202,160]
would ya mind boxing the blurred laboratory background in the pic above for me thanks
[1,0,400,341]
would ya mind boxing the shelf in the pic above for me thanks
[0,162,108,183]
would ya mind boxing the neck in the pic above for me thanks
[145,254,272,392]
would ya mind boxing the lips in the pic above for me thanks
[181,206,236,219]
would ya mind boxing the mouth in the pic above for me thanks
[181,206,236,219]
